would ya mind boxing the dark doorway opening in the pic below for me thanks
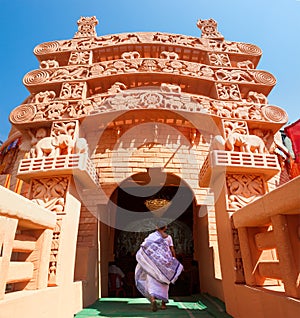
[111,184,200,297]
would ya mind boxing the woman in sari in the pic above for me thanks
[135,221,183,311]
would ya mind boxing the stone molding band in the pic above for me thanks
[9,89,288,125]
[33,32,262,58]
[23,59,276,88]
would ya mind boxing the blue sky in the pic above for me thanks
[0,0,299,141]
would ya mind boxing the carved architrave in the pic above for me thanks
[10,89,288,125]
[33,32,262,56]
[24,60,275,86]
[29,176,70,214]
[226,174,265,210]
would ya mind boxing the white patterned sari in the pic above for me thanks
[135,231,183,302]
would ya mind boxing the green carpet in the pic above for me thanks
[75,294,232,317]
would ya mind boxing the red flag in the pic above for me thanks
[284,119,300,163]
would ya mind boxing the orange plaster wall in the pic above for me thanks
[92,124,210,197]
[195,205,224,300]
[75,121,217,301]
[230,284,300,318]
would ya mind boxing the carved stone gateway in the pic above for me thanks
[1,15,298,318]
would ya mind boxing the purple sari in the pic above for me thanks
[135,231,183,302]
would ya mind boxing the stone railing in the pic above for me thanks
[199,150,280,187]
[0,185,56,300]
[17,153,99,189]
[232,176,300,299]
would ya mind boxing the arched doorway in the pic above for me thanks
[104,171,200,297]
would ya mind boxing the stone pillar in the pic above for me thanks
[201,118,281,314]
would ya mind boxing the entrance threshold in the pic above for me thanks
[75,294,232,317]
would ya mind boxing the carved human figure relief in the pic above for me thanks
[49,219,62,286]
[231,224,245,282]
[68,99,94,117]
[211,100,232,117]
[45,102,68,119]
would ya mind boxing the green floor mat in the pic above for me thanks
[75,294,232,318]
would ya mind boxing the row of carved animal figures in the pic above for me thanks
[211,131,268,153]
[28,128,89,158]
[27,128,268,159]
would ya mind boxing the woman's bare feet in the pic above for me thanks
[150,297,157,312]
[161,301,167,310]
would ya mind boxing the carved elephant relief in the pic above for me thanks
[74,137,89,154]
[210,133,268,153]
[226,132,267,153]
[32,134,75,158]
